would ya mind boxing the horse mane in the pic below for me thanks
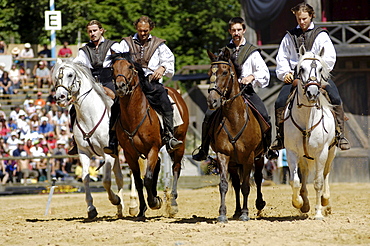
[52,59,112,109]
[109,52,148,88]
[218,47,242,78]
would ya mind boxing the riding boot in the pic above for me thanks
[192,119,211,161]
[163,111,183,153]
[265,126,279,160]
[333,105,351,150]
[269,107,285,151]
[104,98,120,158]
[67,105,78,155]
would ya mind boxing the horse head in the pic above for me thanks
[297,46,330,103]
[206,49,238,110]
[53,59,83,107]
[110,52,140,97]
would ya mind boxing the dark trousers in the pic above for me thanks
[242,84,270,124]
[275,79,342,109]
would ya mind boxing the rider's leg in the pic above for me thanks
[67,105,78,155]
[104,97,120,158]
[192,109,214,161]
[270,84,291,151]
[325,79,350,150]
[163,110,183,152]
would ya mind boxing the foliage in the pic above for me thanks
[0,0,240,71]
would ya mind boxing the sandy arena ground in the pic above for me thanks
[1,182,369,246]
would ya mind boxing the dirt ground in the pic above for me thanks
[1,182,369,246]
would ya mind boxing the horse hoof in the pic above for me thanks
[88,208,98,219]
[134,216,146,222]
[300,204,310,213]
[314,214,324,220]
[232,211,242,220]
[256,200,266,211]
[217,215,228,223]
[239,214,250,221]
[150,196,163,210]
[129,206,139,216]
[112,195,121,206]
[168,205,178,218]
[321,196,329,206]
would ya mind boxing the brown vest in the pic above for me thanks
[121,36,165,68]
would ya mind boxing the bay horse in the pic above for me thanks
[207,49,266,222]
[110,52,189,220]
[283,46,337,220]
[53,59,137,219]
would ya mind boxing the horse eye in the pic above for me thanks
[68,74,73,78]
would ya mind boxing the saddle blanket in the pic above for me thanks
[157,95,184,129]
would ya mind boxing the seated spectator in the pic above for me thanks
[10,105,26,122]
[53,110,69,137]
[17,151,38,185]
[58,41,72,58]
[45,88,57,112]
[0,71,14,95]
[19,65,28,88]
[11,47,20,61]
[8,64,21,91]
[19,43,34,59]
[23,138,33,155]
[38,116,54,137]
[74,161,82,182]
[0,159,9,185]
[58,126,71,149]
[25,100,37,117]
[7,117,17,132]
[30,139,47,181]
[0,41,7,55]
[52,139,70,180]
[35,61,51,88]
[38,44,51,58]
[0,104,6,119]
[0,117,10,140]
[34,91,46,108]
[7,132,20,155]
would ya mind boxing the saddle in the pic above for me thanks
[244,98,270,134]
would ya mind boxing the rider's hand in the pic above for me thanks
[240,75,254,85]
[284,73,294,84]
[151,66,166,81]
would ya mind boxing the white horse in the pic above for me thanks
[283,46,337,220]
[52,59,138,219]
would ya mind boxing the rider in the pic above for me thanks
[192,17,276,161]
[69,20,124,156]
[104,15,183,154]
[270,2,350,151]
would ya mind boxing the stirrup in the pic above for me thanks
[167,138,183,153]
[103,146,118,158]
[338,137,351,151]
[270,137,284,151]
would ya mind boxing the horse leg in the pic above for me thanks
[229,165,241,220]
[144,153,162,210]
[217,153,229,223]
[131,168,147,220]
[299,164,310,214]
[129,172,139,216]
[167,149,184,217]
[111,157,125,218]
[254,157,266,213]
[80,154,97,219]
[322,149,335,216]
[289,157,303,210]
[313,156,329,220]
[239,158,254,222]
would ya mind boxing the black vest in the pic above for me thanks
[287,26,328,52]
[225,42,259,66]
[80,39,116,83]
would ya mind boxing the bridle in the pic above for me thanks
[208,60,246,105]
[113,59,139,95]
[298,57,322,95]
[54,66,81,102]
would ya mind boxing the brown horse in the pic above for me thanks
[207,49,266,222]
[110,52,189,220]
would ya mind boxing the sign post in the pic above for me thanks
[45,0,61,61]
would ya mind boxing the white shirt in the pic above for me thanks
[120,34,175,81]
[234,39,270,89]
[73,37,124,68]
[276,22,336,82]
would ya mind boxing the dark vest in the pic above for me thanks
[121,36,165,68]
[225,42,259,67]
[80,39,116,83]
[287,26,328,52]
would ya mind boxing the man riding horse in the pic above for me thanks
[104,15,183,156]
[192,17,277,161]
[70,20,124,156]
[270,2,350,151]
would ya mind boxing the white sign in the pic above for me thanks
[45,11,62,30]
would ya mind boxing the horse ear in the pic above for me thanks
[319,47,325,57]
[299,45,306,57]
[222,48,231,60]
[207,50,216,62]
[57,58,63,65]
